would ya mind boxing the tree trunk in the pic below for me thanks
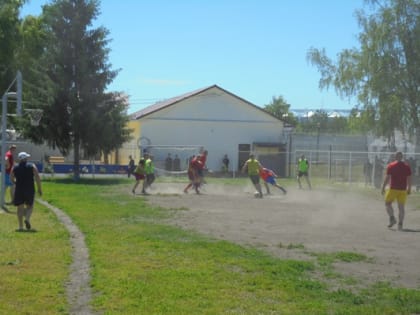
[73,134,80,180]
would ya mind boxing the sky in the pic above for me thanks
[21,0,367,114]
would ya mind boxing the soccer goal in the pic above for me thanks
[141,144,204,176]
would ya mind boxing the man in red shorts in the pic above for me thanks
[381,151,412,231]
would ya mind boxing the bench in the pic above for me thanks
[49,156,65,164]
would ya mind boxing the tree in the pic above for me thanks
[82,92,132,164]
[23,0,129,179]
[263,95,297,126]
[307,0,420,148]
[0,0,23,97]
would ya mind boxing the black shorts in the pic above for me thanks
[14,188,35,206]
[298,171,308,177]
[249,174,260,185]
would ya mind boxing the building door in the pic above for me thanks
[238,144,251,171]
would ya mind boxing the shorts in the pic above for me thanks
[134,173,145,181]
[249,174,260,185]
[385,189,407,205]
[5,174,13,187]
[297,171,308,177]
[265,176,276,185]
[13,189,35,206]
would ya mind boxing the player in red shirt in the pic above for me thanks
[183,150,208,194]
[4,144,17,205]
[381,151,412,230]
[259,167,287,195]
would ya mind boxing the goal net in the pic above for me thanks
[141,145,204,176]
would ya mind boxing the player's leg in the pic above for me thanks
[274,183,287,194]
[264,182,270,194]
[385,189,397,227]
[396,191,407,230]
[16,204,25,231]
[297,172,302,188]
[24,203,33,230]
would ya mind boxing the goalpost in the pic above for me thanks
[139,144,204,176]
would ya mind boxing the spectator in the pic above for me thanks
[173,154,181,172]
[127,155,135,178]
[4,144,17,205]
[222,154,229,172]
[11,152,42,231]
[363,159,373,186]
[165,153,173,172]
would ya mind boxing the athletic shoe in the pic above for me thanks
[388,216,397,228]
[398,223,403,231]
[24,220,31,230]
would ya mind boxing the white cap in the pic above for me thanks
[18,152,31,160]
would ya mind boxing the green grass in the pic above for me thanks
[1,177,419,314]
[0,202,70,314]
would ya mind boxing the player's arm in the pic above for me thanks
[5,156,10,169]
[10,168,15,184]
[241,161,248,173]
[407,175,412,195]
[33,165,42,196]
[381,174,390,195]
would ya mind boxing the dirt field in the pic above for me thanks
[146,182,420,289]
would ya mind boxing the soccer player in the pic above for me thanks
[185,150,208,194]
[132,158,146,195]
[183,155,196,193]
[296,154,312,189]
[242,153,263,198]
[259,167,287,195]
[144,153,155,190]
[381,151,412,231]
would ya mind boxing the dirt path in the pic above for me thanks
[146,183,420,289]
[38,200,95,315]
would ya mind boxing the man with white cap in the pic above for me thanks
[10,152,42,231]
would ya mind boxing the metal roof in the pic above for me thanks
[129,84,282,122]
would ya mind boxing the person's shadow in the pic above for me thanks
[391,227,420,232]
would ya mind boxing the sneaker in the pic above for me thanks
[398,223,403,231]
[388,216,397,228]
[24,220,31,230]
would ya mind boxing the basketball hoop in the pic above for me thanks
[25,109,43,126]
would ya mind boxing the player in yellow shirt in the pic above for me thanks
[242,154,263,198]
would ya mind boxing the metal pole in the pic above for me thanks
[1,93,8,208]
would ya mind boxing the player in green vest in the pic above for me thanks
[297,154,312,189]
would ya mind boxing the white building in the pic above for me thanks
[129,85,287,175]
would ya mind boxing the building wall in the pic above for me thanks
[137,89,284,172]
[116,120,141,165]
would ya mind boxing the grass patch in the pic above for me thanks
[0,203,70,314]
[1,177,419,314]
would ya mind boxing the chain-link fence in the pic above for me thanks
[267,149,419,187]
